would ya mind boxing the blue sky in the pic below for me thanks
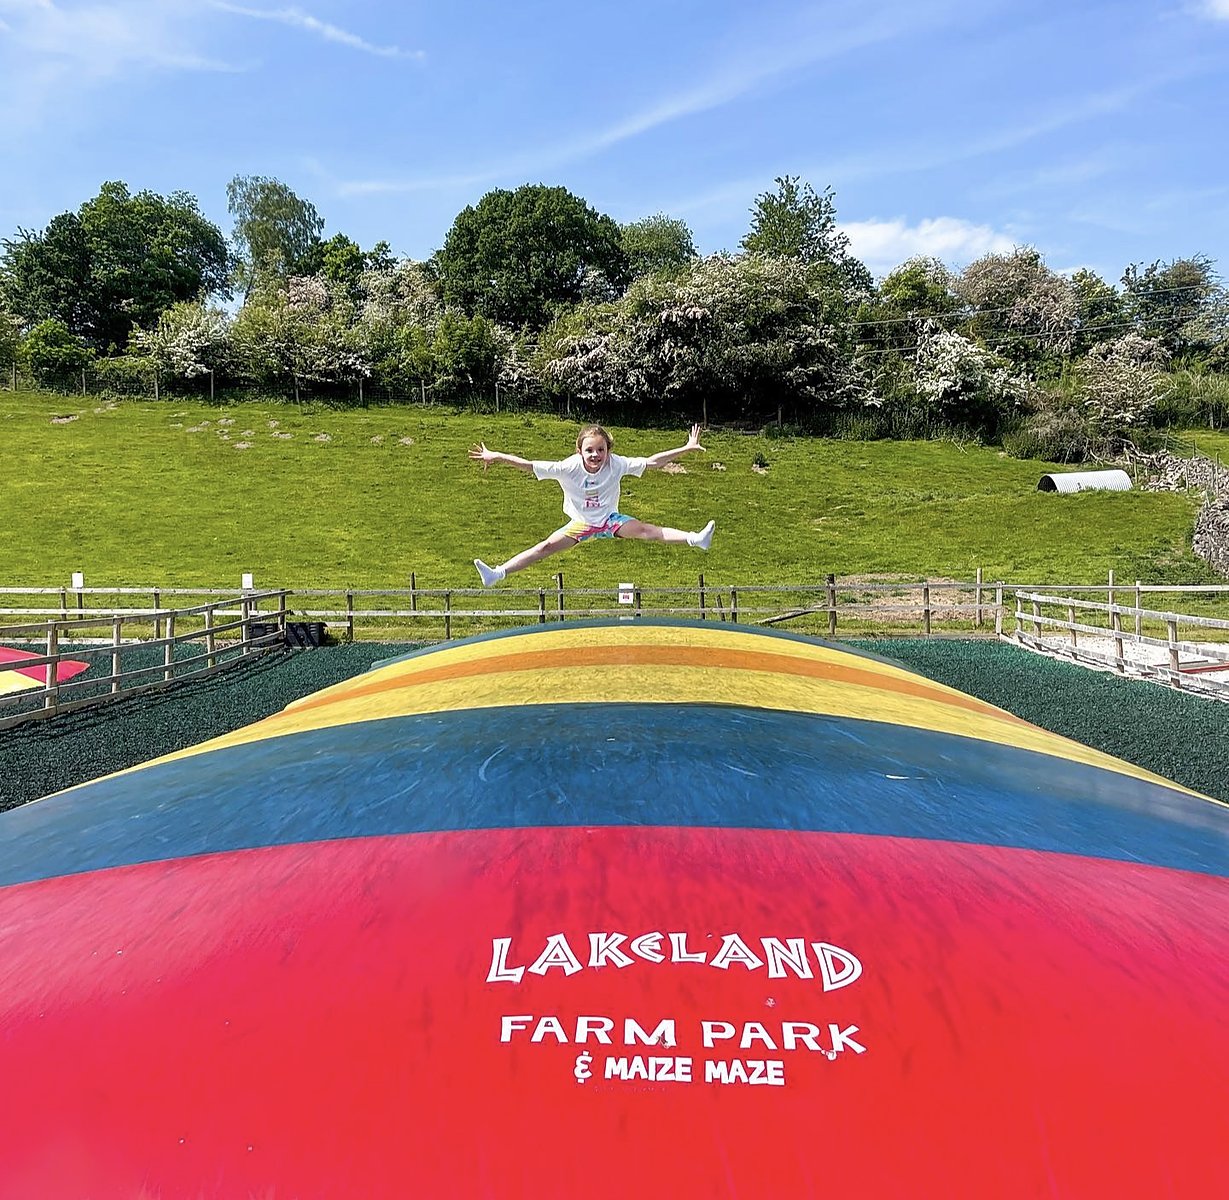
[1,0,1227,283]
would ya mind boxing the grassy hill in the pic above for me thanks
[0,391,1215,590]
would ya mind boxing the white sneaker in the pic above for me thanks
[474,558,506,587]
[690,520,715,551]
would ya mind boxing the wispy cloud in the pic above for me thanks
[211,3,422,60]
[0,0,236,73]
[841,217,1018,275]
[0,1,241,135]
[1194,1,1229,19]
[333,1,956,197]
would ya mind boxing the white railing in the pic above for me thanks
[1013,590,1229,698]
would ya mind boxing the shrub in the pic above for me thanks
[1000,411,1091,463]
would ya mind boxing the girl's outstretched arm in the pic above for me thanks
[644,423,706,469]
[469,443,535,472]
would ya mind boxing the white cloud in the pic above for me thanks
[840,217,1018,275]
[1195,1,1229,19]
[211,3,422,60]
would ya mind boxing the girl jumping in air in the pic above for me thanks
[468,423,716,586]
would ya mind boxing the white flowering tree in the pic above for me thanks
[913,323,1030,434]
[230,275,369,401]
[1078,333,1169,449]
[353,260,442,392]
[130,301,232,397]
[543,253,855,424]
[958,247,1077,371]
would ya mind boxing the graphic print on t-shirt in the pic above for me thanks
[582,475,602,510]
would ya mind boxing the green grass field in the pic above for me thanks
[0,391,1216,590]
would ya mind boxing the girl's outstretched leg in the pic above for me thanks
[475,531,578,587]
[615,519,715,549]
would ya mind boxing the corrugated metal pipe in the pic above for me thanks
[1037,469,1132,493]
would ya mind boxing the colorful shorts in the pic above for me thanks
[557,513,635,542]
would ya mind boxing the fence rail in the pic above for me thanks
[1012,590,1229,699]
[0,590,289,730]
[2,576,1227,722]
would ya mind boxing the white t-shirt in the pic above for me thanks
[532,452,650,526]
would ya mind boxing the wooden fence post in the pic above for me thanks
[555,572,565,620]
[699,573,707,620]
[538,590,547,624]
[346,590,355,642]
[730,587,739,623]
[154,588,161,640]
[444,590,452,641]
[995,584,1004,637]
[1135,581,1143,637]
[923,584,932,636]
[826,574,837,637]
[1067,603,1077,651]
[44,622,59,712]
[205,602,216,669]
[112,617,122,693]
[241,595,251,654]
[1167,618,1180,678]
[410,572,417,613]
[1112,605,1125,673]
[164,613,176,682]
[975,567,983,629]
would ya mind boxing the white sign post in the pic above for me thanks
[618,581,636,621]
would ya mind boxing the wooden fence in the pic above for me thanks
[2,575,1226,723]
[1013,588,1229,698]
[0,590,289,730]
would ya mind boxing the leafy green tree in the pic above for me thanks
[856,257,962,354]
[303,233,366,287]
[1070,268,1126,356]
[434,184,630,330]
[226,175,325,294]
[430,312,501,401]
[620,214,697,279]
[1121,255,1221,361]
[0,213,93,336]
[0,307,21,379]
[20,319,93,384]
[301,234,398,291]
[740,176,871,297]
[1,183,228,350]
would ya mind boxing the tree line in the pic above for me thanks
[1,174,1226,460]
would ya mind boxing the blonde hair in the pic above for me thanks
[575,424,613,452]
